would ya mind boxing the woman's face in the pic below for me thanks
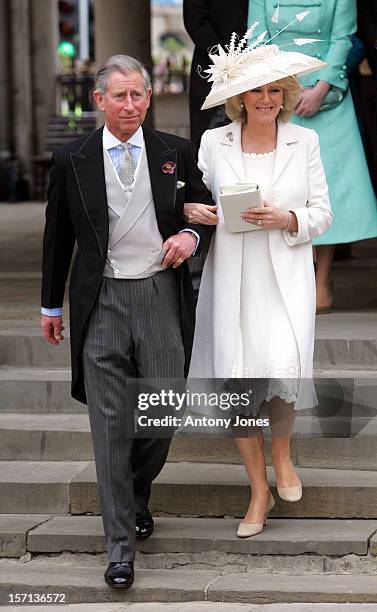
[242,82,284,126]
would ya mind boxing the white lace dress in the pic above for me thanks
[231,150,300,405]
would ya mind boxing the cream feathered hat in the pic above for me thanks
[201,11,327,110]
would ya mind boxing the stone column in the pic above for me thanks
[0,0,11,158]
[9,0,33,181]
[94,0,153,125]
[94,0,152,74]
[30,0,59,155]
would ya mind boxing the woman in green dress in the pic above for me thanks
[248,0,377,312]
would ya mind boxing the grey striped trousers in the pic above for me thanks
[82,270,185,561]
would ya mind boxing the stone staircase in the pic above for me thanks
[0,315,377,605]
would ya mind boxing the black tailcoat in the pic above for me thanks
[183,0,248,149]
[41,125,214,404]
[357,0,377,75]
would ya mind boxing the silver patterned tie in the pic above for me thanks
[118,143,136,189]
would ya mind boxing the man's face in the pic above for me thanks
[93,70,152,140]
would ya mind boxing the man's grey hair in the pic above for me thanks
[95,55,152,93]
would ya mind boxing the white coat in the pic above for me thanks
[189,120,332,405]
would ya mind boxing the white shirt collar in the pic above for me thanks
[102,124,144,150]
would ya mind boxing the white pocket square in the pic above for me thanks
[177,181,185,190]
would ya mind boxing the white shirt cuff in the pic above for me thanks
[41,307,63,316]
[179,229,200,256]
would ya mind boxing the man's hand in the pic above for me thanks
[184,202,219,225]
[41,315,65,346]
[294,81,330,117]
[162,232,197,269]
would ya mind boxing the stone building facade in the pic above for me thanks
[0,0,152,198]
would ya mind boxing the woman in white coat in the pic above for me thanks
[186,35,332,537]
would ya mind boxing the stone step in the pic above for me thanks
[1,366,376,414]
[0,462,376,518]
[314,311,377,368]
[9,606,377,612]
[2,515,377,578]
[5,605,377,612]
[0,414,93,461]
[0,560,377,604]
[0,323,71,368]
[5,606,377,612]
[1,313,377,367]
[0,368,84,412]
[1,514,373,558]
[1,413,377,471]
[151,463,377,520]
[0,462,90,514]
[0,515,52,557]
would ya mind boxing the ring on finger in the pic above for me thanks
[257,219,263,226]
[175,257,184,265]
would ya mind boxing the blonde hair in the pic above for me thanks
[225,76,301,123]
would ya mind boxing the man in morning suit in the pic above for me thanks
[41,55,213,588]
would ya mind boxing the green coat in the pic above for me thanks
[248,0,377,244]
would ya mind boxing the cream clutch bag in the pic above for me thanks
[220,183,262,233]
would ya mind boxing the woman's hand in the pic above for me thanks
[241,201,294,230]
[183,202,219,225]
[294,81,330,117]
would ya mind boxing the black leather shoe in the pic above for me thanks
[136,515,154,539]
[104,561,134,588]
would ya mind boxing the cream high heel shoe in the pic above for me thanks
[277,481,302,502]
[237,492,275,538]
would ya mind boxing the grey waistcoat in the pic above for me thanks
[103,146,165,279]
